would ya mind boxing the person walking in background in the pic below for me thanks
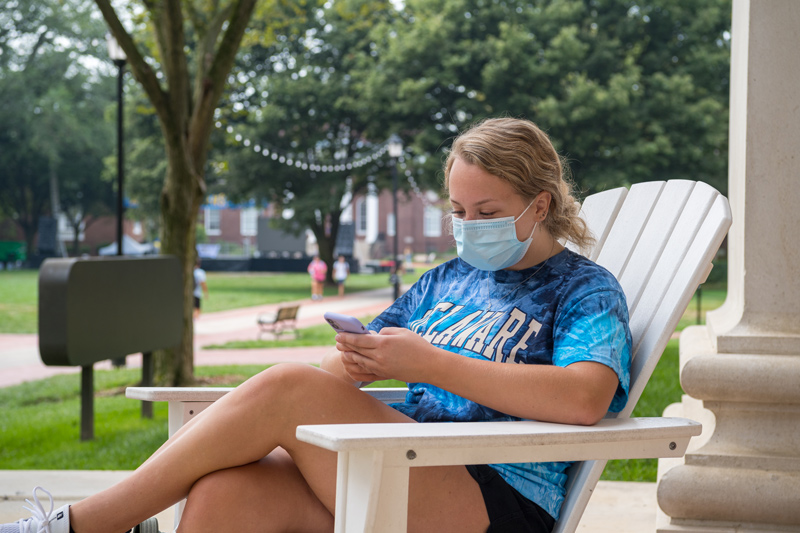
[193,258,209,319]
[307,254,327,301]
[333,255,350,297]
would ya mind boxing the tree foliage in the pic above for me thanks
[215,0,730,276]
[0,0,115,258]
[351,0,731,195]
[218,1,403,277]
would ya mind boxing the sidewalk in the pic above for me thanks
[0,285,659,531]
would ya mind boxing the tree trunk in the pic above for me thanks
[153,143,203,386]
[21,220,36,266]
[93,0,259,386]
[71,222,81,257]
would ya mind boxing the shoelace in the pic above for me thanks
[18,486,54,533]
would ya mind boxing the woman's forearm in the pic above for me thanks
[426,349,618,425]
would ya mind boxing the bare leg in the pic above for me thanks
[178,448,334,532]
[69,364,489,533]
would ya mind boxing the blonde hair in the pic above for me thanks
[444,117,594,250]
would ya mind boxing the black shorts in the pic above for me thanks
[466,465,555,533]
[193,296,201,310]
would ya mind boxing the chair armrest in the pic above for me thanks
[125,387,406,404]
[126,387,235,402]
[297,417,700,532]
[125,386,409,437]
[296,417,702,466]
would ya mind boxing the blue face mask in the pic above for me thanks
[452,202,537,271]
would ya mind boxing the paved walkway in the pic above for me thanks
[0,287,395,387]
[0,285,660,531]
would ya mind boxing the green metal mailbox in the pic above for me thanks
[38,255,183,439]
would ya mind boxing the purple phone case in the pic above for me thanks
[324,312,368,334]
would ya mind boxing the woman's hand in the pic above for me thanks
[335,328,441,384]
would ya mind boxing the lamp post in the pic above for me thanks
[107,35,127,257]
[387,135,403,300]
[107,35,129,371]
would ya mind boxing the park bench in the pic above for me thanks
[128,180,732,532]
[256,304,300,339]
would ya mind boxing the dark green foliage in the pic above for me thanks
[0,0,116,257]
[351,0,732,195]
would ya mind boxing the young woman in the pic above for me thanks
[307,255,328,301]
[3,118,630,533]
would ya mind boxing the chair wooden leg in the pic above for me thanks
[335,450,409,533]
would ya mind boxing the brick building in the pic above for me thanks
[346,185,453,266]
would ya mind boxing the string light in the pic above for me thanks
[215,122,443,207]
[217,121,390,174]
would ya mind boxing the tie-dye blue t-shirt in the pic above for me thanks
[367,248,632,521]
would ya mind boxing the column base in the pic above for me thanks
[657,326,800,531]
[657,518,800,533]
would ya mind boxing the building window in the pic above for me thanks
[424,205,443,237]
[387,213,396,236]
[356,198,367,236]
[240,207,258,237]
[205,207,221,236]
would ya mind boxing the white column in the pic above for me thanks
[656,1,800,531]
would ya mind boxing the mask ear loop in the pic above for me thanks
[513,200,535,222]
[514,200,539,242]
[527,221,538,241]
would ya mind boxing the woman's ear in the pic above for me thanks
[533,191,552,221]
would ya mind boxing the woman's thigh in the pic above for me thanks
[202,365,490,532]
[178,451,488,533]
[178,447,334,533]
[408,465,490,532]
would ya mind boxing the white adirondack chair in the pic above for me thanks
[127,179,731,532]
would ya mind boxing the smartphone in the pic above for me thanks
[324,312,369,334]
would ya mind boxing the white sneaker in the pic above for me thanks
[0,487,70,533]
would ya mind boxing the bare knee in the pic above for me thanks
[238,363,333,407]
[246,363,322,392]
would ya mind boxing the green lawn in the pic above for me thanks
[204,315,379,349]
[0,344,681,480]
[0,270,38,333]
[0,335,705,480]
[602,338,680,481]
[201,271,423,313]
[0,267,725,480]
[0,366,404,470]
[0,269,425,334]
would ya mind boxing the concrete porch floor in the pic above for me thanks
[0,470,658,531]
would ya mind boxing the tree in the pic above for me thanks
[353,0,731,195]
[93,0,317,385]
[219,1,404,280]
[0,0,115,260]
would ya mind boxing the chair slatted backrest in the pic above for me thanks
[555,180,731,533]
